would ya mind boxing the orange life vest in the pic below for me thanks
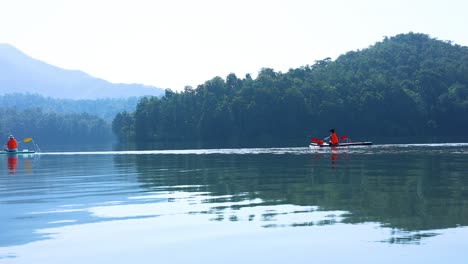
[330,133,339,145]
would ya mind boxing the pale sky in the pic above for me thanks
[1,0,467,91]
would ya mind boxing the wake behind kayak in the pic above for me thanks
[0,150,36,154]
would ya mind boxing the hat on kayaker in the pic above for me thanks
[8,135,14,139]
[329,129,335,133]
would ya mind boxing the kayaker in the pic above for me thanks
[5,135,18,152]
[324,129,339,145]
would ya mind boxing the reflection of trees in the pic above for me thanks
[117,152,468,235]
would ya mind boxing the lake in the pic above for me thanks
[1,143,468,263]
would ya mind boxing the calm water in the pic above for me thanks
[1,144,467,263]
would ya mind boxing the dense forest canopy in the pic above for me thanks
[113,33,468,145]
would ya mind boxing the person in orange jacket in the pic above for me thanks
[5,135,18,152]
[325,129,339,145]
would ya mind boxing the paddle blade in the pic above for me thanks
[340,136,348,140]
[22,137,32,143]
[317,140,324,145]
[310,138,318,143]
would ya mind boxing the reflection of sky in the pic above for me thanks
[1,189,467,263]
[1,188,468,264]
[87,191,344,226]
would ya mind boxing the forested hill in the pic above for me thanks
[0,108,112,145]
[0,94,143,144]
[113,33,468,144]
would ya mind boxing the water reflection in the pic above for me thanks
[1,154,37,175]
[7,156,17,174]
[0,144,467,260]
[87,190,346,228]
[116,147,468,244]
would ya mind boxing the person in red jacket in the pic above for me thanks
[5,135,18,152]
[327,129,339,145]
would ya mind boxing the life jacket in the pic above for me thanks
[330,133,339,145]
[7,138,18,150]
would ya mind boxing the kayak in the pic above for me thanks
[0,150,36,154]
[310,142,373,148]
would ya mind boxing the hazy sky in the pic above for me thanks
[1,0,467,90]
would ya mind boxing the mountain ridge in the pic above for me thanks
[0,43,164,99]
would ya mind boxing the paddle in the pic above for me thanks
[22,137,33,143]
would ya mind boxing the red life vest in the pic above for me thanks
[7,138,18,149]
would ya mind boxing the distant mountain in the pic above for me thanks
[0,44,164,99]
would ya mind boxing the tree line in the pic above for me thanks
[0,107,112,144]
[112,32,468,144]
[0,94,148,144]
[0,93,141,121]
